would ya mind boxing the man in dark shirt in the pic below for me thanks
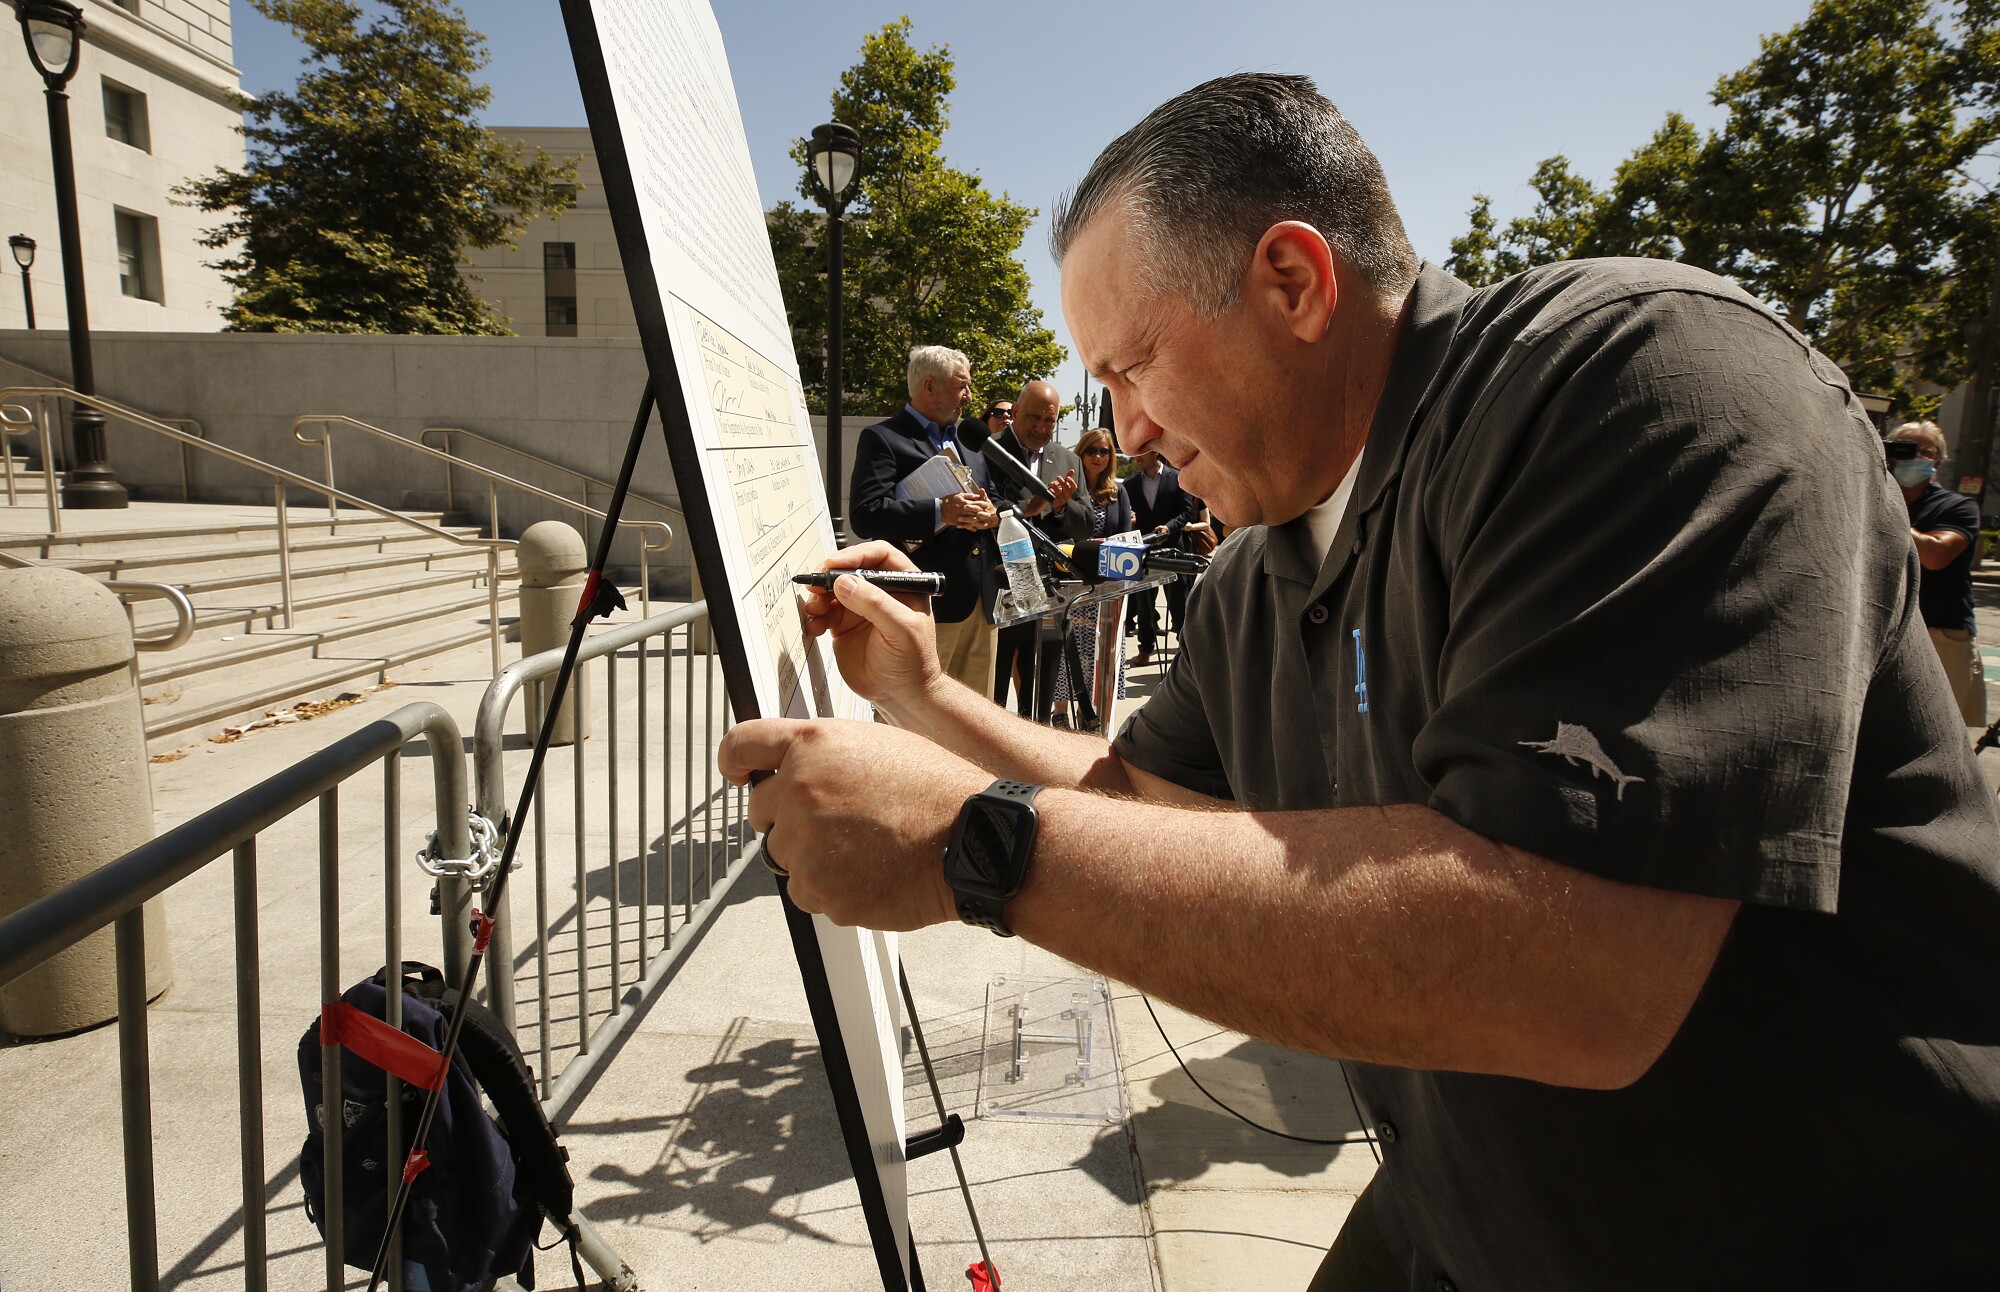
[1120,450,1201,663]
[1888,419,1987,726]
[724,74,2000,1287]
[990,380,1087,717]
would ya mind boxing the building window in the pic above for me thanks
[102,81,150,152]
[114,210,162,302]
[111,0,139,11]
[545,296,578,337]
[543,242,576,270]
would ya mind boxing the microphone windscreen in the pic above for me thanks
[957,419,991,451]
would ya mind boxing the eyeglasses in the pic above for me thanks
[987,407,1013,420]
[1081,446,1112,457]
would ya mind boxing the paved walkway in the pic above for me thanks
[0,545,1370,1291]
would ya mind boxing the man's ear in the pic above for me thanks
[1249,222,1339,343]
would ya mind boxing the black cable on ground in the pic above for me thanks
[1142,993,1379,1161]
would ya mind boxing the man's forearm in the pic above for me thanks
[1005,794,1737,1090]
[1912,527,1970,570]
[884,672,1142,795]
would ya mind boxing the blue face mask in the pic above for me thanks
[1892,458,1938,488]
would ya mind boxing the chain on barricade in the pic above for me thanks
[416,807,509,892]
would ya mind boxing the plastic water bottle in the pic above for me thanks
[997,510,1045,615]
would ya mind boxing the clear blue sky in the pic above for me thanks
[233,0,1815,429]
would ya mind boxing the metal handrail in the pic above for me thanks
[0,397,61,533]
[0,386,517,674]
[2,388,207,522]
[295,414,670,618]
[0,547,197,652]
[420,424,685,522]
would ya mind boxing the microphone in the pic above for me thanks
[956,419,1056,505]
[1061,535,1210,582]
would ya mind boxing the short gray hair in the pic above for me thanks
[1051,73,1417,315]
[1889,420,1949,462]
[907,345,970,399]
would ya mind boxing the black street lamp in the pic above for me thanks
[808,120,859,535]
[8,235,35,329]
[17,0,126,508]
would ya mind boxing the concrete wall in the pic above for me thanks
[0,330,888,589]
[0,0,242,333]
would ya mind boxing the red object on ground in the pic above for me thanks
[319,1002,448,1092]
[966,1261,1001,1290]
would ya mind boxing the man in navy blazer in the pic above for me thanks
[1120,449,1202,664]
[847,345,1002,698]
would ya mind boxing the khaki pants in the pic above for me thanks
[934,612,996,699]
[876,612,995,726]
[1928,626,1987,728]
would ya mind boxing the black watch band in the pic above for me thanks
[946,779,1041,937]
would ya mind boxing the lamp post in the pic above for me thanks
[808,121,859,535]
[8,235,35,329]
[17,0,126,508]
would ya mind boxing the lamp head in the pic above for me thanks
[8,235,34,271]
[808,121,860,208]
[17,0,84,88]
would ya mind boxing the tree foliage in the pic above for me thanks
[1446,158,1605,287]
[1447,0,2000,408]
[768,19,1065,415]
[177,0,577,334]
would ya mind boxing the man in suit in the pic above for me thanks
[1121,448,1201,665]
[848,345,1002,698]
[991,379,1089,717]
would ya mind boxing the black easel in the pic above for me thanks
[556,4,930,1285]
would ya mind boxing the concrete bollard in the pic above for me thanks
[517,520,589,745]
[0,568,171,1037]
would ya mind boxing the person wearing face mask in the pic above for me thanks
[1888,420,1987,726]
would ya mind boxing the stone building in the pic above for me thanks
[0,0,243,335]
[459,126,639,340]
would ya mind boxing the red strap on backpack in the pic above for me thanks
[319,1002,449,1092]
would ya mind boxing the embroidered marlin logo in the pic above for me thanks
[1520,723,1644,800]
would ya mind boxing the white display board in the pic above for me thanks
[559,1,914,1282]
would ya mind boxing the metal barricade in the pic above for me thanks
[471,600,757,1128]
[0,701,633,1290]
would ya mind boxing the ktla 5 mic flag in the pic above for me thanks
[1098,535,1147,580]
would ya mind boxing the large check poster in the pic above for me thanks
[557,2,915,1284]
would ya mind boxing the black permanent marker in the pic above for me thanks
[791,570,948,597]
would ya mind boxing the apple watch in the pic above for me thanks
[942,779,1041,936]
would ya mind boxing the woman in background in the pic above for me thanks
[1052,428,1133,727]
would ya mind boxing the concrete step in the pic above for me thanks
[138,584,523,688]
[30,524,479,580]
[132,562,520,647]
[137,540,495,601]
[141,620,504,745]
[0,510,464,560]
[140,578,633,747]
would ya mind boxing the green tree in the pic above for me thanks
[1450,0,2000,409]
[1446,157,1606,287]
[177,0,577,334]
[768,19,1065,414]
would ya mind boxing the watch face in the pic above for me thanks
[952,799,1029,896]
